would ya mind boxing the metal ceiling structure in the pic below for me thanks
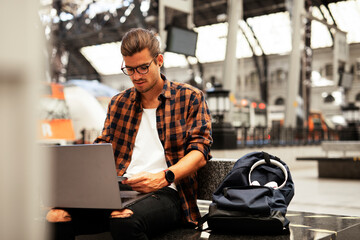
[44,0,344,81]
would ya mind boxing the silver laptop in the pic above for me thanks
[41,143,150,209]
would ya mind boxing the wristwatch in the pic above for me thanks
[164,169,175,184]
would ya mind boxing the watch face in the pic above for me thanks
[165,170,175,183]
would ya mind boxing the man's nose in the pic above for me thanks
[132,70,142,80]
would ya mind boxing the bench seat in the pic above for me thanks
[296,141,360,179]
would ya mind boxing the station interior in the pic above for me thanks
[1,0,360,239]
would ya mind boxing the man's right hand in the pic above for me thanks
[122,171,168,193]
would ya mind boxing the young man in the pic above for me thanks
[46,28,212,240]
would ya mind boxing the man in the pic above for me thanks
[46,28,212,240]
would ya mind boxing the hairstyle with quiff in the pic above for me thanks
[121,28,160,60]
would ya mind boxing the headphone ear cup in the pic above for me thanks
[264,181,278,189]
[251,181,260,186]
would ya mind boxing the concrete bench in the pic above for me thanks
[321,141,360,157]
[296,141,360,179]
[76,158,360,239]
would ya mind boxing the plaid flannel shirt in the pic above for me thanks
[94,75,212,225]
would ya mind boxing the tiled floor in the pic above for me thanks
[211,145,360,217]
[289,167,360,217]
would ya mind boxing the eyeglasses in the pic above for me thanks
[121,56,157,76]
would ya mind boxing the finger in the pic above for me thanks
[125,173,148,184]
[124,177,142,185]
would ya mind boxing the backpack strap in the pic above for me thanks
[263,151,271,165]
[196,213,209,231]
[263,151,281,163]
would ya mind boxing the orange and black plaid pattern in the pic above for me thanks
[94,75,213,225]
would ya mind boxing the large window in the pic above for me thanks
[78,1,360,73]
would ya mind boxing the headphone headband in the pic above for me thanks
[248,159,288,189]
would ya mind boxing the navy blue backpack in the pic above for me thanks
[199,151,295,234]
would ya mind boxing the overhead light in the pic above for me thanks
[123,0,130,7]
[140,0,150,12]
[195,76,202,84]
[80,42,123,75]
[145,15,156,23]
[217,13,227,22]
[45,25,51,36]
[65,22,73,30]
[104,14,110,21]
[50,8,57,17]
[59,12,73,21]
[120,16,126,23]
[124,3,135,16]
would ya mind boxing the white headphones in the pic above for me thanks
[248,159,288,189]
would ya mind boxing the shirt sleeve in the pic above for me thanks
[93,95,116,144]
[185,90,213,160]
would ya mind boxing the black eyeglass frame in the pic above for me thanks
[121,55,158,76]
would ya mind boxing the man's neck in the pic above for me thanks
[140,77,164,109]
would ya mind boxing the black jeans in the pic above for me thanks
[48,187,182,240]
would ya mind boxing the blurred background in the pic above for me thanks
[35,0,360,146]
[1,0,360,239]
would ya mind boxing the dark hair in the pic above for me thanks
[121,28,160,59]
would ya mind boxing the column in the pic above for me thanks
[223,0,242,91]
[285,0,304,127]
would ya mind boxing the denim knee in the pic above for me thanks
[109,216,148,240]
[47,221,75,240]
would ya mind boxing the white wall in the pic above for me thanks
[0,0,45,239]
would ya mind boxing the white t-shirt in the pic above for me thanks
[124,108,176,190]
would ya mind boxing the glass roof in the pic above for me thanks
[80,0,360,75]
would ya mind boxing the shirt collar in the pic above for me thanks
[159,74,171,100]
[130,74,171,102]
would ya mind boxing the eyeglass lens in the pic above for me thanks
[122,57,156,76]
[126,65,149,75]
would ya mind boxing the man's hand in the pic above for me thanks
[122,171,168,193]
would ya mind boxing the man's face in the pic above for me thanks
[123,48,163,94]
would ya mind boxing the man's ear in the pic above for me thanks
[157,54,164,67]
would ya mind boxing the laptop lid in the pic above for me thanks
[41,144,124,209]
